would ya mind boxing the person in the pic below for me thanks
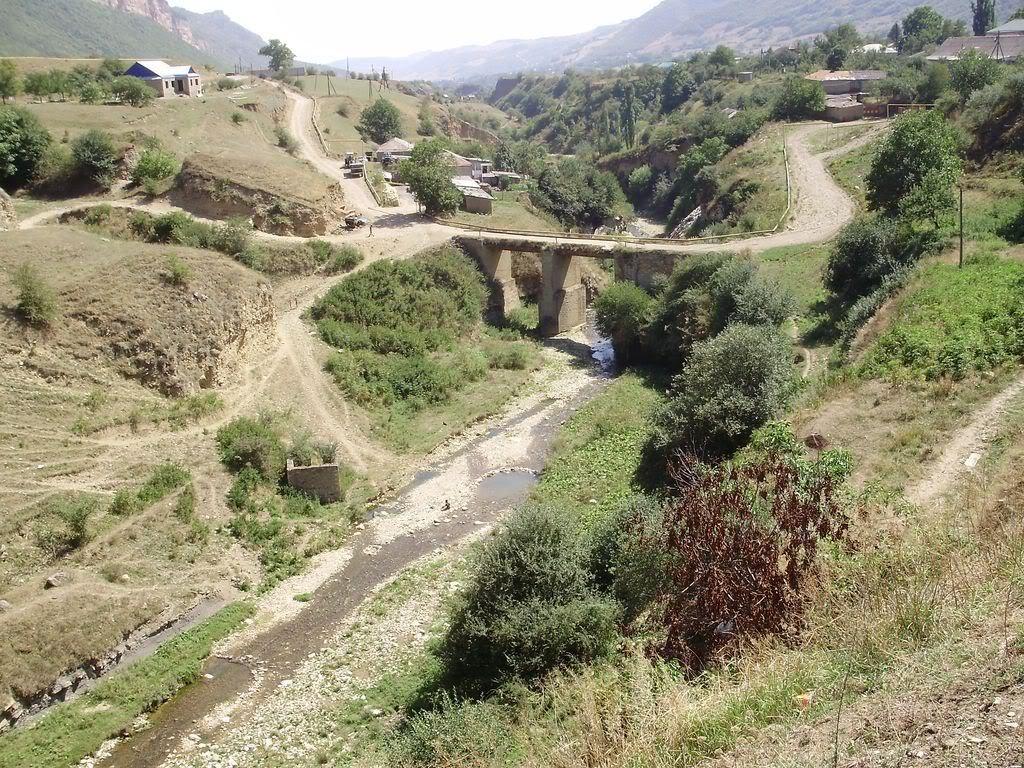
[368,223,374,237]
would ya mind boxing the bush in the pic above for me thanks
[627,164,654,203]
[0,105,52,189]
[163,254,192,286]
[216,416,287,481]
[324,244,363,274]
[231,111,246,125]
[484,342,531,370]
[132,147,179,188]
[647,437,851,668]
[594,282,653,365]
[13,263,58,327]
[35,495,96,556]
[652,324,794,460]
[440,506,619,684]
[216,77,237,91]
[824,215,932,303]
[274,125,298,153]
[71,129,119,188]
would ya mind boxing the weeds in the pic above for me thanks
[163,254,192,287]
[35,495,96,557]
[12,263,58,327]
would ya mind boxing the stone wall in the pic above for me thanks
[286,461,343,503]
[0,188,15,232]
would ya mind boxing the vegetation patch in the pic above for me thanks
[860,257,1024,381]
[312,245,540,451]
[0,603,253,768]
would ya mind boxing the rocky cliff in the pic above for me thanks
[91,0,197,47]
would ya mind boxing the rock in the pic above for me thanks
[0,600,12,613]
[804,433,829,451]
[44,572,71,589]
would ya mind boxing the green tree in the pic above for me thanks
[0,106,51,188]
[866,109,962,216]
[972,0,996,35]
[708,45,737,71]
[619,82,639,147]
[356,97,402,144]
[400,139,462,216]
[950,48,1003,102]
[661,63,696,113]
[494,140,516,172]
[595,282,654,364]
[827,47,848,71]
[888,22,902,44]
[47,69,72,101]
[416,98,436,136]
[23,72,52,102]
[111,76,153,107]
[772,76,825,120]
[901,6,964,53]
[71,130,119,188]
[919,63,951,102]
[0,59,19,104]
[258,39,295,73]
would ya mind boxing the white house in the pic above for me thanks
[124,60,203,98]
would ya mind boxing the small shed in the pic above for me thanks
[462,187,494,214]
[824,95,864,122]
[804,69,886,95]
[738,71,754,82]
[376,137,414,162]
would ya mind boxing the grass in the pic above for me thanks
[860,256,1024,381]
[0,603,253,768]
[533,373,662,529]
[699,123,788,237]
[828,138,877,209]
[446,197,562,232]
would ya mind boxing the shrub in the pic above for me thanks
[136,463,190,506]
[132,147,179,188]
[949,48,1003,103]
[595,282,653,365]
[324,244,363,274]
[71,129,119,188]
[108,489,142,517]
[216,416,287,481]
[439,506,619,684]
[824,215,932,303]
[274,125,298,153]
[646,437,852,669]
[652,324,794,460]
[0,106,52,189]
[12,263,58,327]
[484,342,531,370]
[217,77,237,91]
[30,141,76,191]
[231,111,246,125]
[163,254,192,287]
[36,495,96,556]
[627,164,654,202]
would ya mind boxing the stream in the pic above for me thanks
[98,326,615,768]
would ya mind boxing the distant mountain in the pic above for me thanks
[336,0,1018,81]
[169,8,270,70]
[0,0,212,63]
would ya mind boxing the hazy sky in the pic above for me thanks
[173,0,663,63]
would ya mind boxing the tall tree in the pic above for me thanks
[619,82,638,148]
[356,97,402,144]
[0,60,19,104]
[888,22,902,44]
[972,0,997,34]
[258,39,295,73]
[399,139,461,216]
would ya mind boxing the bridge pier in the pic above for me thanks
[539,250,586,337]
[463,241,520,320]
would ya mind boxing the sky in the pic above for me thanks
[173,0,664,63]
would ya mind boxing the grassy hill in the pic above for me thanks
[0,0,222,67]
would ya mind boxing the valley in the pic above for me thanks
[1,3,1024,768]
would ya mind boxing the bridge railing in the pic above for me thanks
[432,126,793,249]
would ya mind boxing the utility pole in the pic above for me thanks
[959,184,965,269]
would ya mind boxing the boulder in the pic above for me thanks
[44,572,71,590]
[0,599,12,613]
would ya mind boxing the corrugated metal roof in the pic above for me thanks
[129,60,195,78]
[927,35,1024,61]
[989,19,1024,34]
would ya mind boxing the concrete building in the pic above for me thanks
[824,95,865,122]
[124,60,203,97]
[466,157,493,180]
[804,69,886,95]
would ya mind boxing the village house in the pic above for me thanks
[445,151,475,178]
[804,69,886,96]
[375,137,415,162]
[124,60,203,97]
[928,23,1024,62]
[450,176,494,214]
[824,95,865,122]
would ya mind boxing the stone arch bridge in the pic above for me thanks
[457,233,694,336]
